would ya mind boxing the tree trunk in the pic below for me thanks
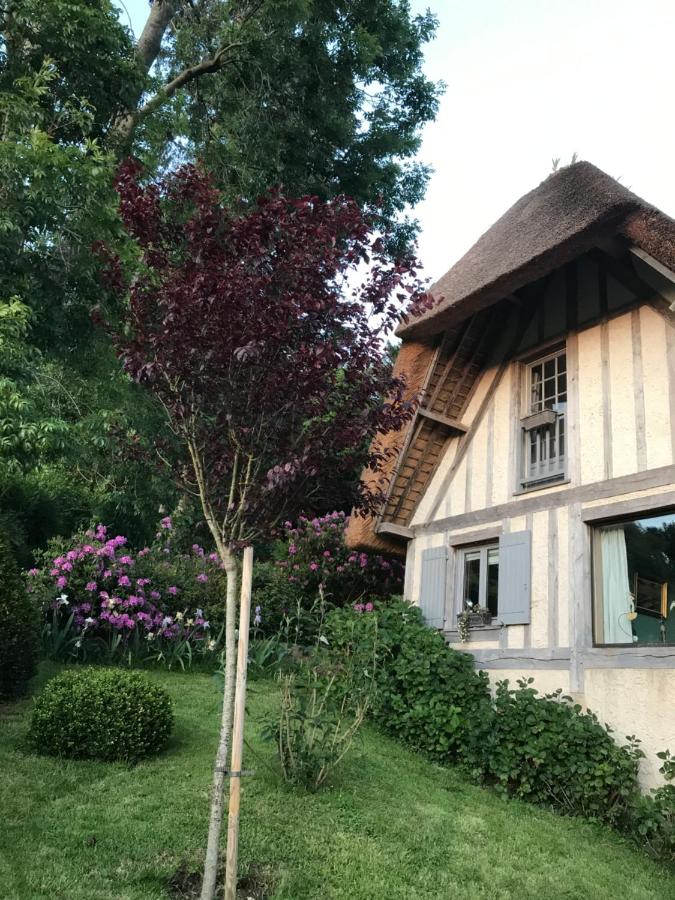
[200,545,239,900]
[108,0,179,149]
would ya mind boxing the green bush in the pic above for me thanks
[625,750,675,861]
[29,667,173,762]
[0,533,39,700]
[325,598,493,762]
[479,679,640,824]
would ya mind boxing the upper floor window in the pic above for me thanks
[521,348,567,487]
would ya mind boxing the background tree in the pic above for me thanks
[112,160,428,897]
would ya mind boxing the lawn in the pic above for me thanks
[1,666,673,900]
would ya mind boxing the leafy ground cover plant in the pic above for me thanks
[0,532,39,699]
[29,521,224,668]
[29,667,173,762]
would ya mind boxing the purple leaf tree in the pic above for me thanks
[110,160,429,897]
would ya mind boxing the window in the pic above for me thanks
[521,348,567,486]
[593,511,675,646]
[460,544,499,618]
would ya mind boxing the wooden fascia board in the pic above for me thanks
[629,247,675,308]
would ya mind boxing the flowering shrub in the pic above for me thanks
[29,521,226,668]
[275,512,404,605]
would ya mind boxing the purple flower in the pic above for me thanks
[288,544,297,555]
[27,568,39,577]
[196,573,209,583]
[150,590,161,600]
[119,555,134,566]
[61,561,73,572]
[168,586,179,595]
[56,576,68,588]
[103,569,112,579]
[85,581,97,592]
[118,575,131,587]
[309,562,319,571]
[323,550,331,558]
[160,516,172,530]
[365,602,374,612]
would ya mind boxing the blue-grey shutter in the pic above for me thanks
[419,546,448,629]
[497,530,531,625]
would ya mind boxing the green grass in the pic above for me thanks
[1,665,673,900]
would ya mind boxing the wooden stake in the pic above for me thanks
[224,545,253,900]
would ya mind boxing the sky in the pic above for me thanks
[118,0,675,285]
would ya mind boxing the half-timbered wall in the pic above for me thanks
[402,252,675,786]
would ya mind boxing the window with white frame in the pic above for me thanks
[521,348,567,486]
[460,543,499,618]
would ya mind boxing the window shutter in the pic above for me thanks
[497,530,531,625]
[419,546,448,629]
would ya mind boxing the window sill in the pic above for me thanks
[514,477,570,497]
[444,623,502,643]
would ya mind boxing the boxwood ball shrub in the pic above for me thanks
[0,533,39,700]
[29,668,173,762]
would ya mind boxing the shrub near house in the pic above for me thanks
[324,599,674,860]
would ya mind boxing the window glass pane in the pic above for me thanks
[463,552,480,609]
[486,548,499,617]
[558,372,567,395]
[544,358,556,380]
[595,511,675,646]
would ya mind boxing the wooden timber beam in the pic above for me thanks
[376,522,413,540]
[418,407,468,432]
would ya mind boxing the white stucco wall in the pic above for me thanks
[403,289,675,788]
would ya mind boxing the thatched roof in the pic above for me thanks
[399,161,675,340]
[345,161,675,554]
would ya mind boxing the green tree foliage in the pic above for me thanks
[0,25,173,553]
[149,0,442,248]
[0,531,39,699]
[0,0,441,557]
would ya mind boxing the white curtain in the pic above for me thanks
[600,527,633,644]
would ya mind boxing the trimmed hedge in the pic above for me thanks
[0,533,38,700]
[29,668,173,762]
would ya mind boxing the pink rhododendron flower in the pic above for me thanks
[56,576,67,588]
[85,582,97,592]
[160,516,172,529]
[196,573,208,583]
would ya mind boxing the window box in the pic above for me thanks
[521,408,557,431]
[463,609,493,628]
